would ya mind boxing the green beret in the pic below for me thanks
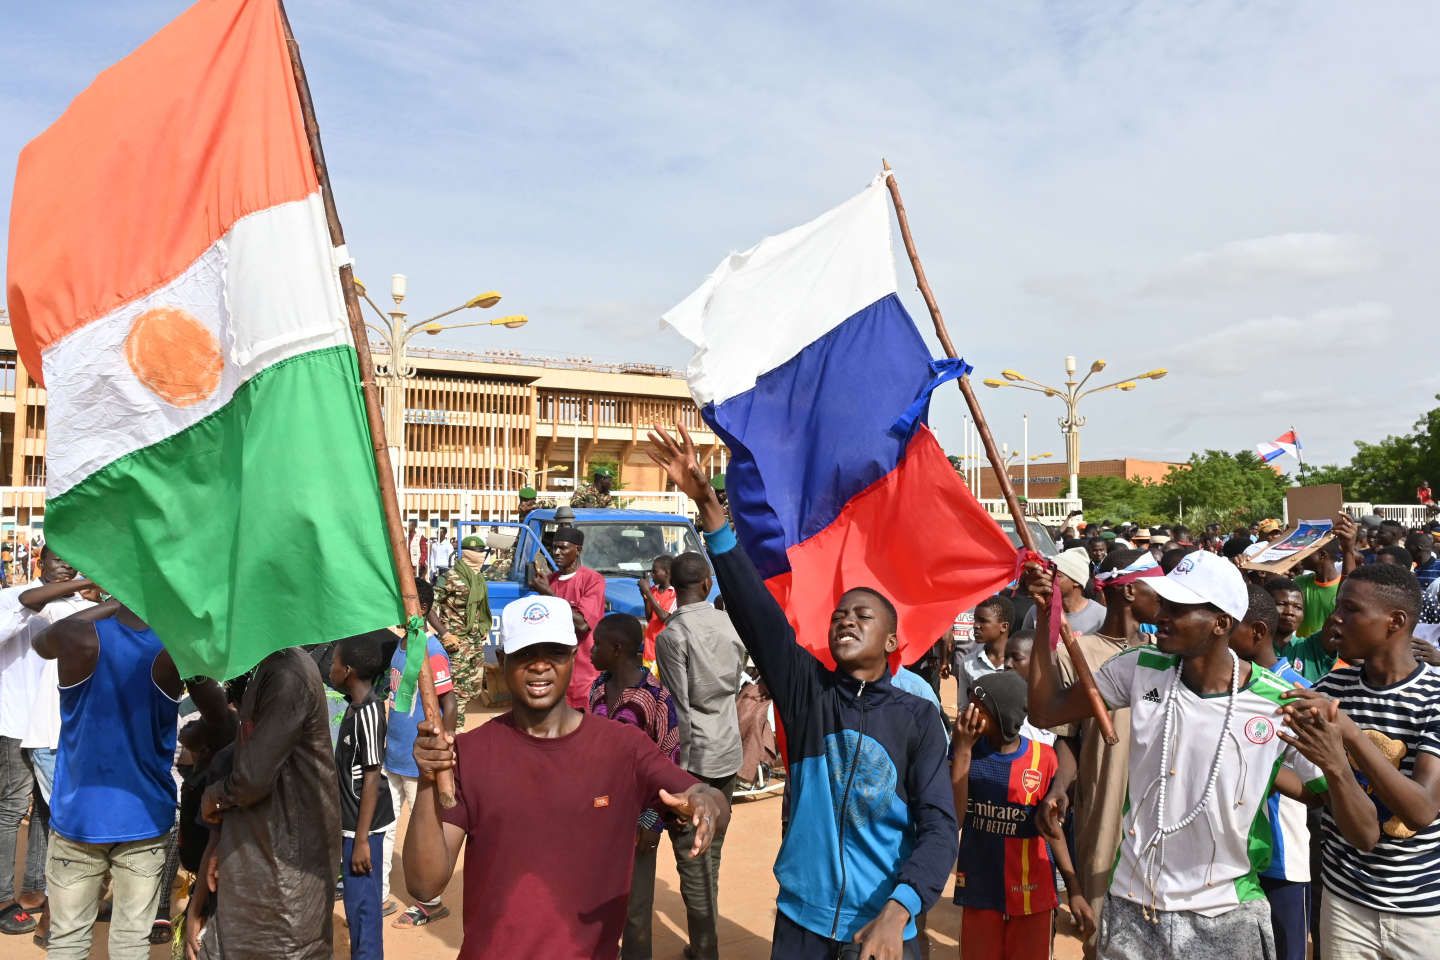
[592,466,614,478]
[1100,531,1117,541]
[519,487,537,500]
[710,475,726,492]
[460,535,486,550]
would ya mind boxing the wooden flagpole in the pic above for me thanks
[881,160,1117,744]
[279,3,456,804]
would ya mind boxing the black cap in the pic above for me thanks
[972,671,1029,743]
[552,527,585,546]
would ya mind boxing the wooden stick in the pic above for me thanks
[881,160,1117,744]
[279,3,456,804]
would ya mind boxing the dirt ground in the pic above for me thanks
[9,691,1085,960]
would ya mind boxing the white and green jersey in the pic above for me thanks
[1095,646,1327,917]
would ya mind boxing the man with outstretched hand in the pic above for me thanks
[402,595,729,960]
[647,425,957,960]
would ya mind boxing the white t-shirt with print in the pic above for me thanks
[1094,646,1327,917]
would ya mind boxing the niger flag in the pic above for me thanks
[4,0,400,679]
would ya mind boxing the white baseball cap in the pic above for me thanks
[1149,550,1248,621]
[500,596,578,654]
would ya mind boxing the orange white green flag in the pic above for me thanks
[4,0,400,679]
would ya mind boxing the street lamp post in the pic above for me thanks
[359,274,529,513]
[984,357,1167,503]
[1001,439,1054,504]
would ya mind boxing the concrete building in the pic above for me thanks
[0,319,723,527]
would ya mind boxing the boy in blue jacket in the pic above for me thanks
[648,426,958,960]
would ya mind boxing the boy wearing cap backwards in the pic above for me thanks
[647,426,957,960]
[528,526,607,708]
[1280,563,1440,956]
[404,595,729,960]
[952,671,1094,959]
[431,534,493,730]
[1027,550,1378,959]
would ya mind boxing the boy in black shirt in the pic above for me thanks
[329,633,395,959]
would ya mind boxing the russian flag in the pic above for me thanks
[663,176,1017,666]
[1256,430,1302,463]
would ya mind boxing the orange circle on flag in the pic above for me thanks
[124,307,223,407]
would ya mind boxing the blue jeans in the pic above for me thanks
[27,747,57,804]
[0,735,45,902]
[342,834,385,960]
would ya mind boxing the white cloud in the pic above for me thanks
[1141,233,1380,297]
[1176,302,1390,377]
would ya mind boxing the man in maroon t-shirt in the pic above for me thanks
[403,595,730,960]
[527,527,607,708]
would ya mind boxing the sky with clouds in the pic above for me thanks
[2,1,1435,472]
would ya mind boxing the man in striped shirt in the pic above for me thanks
[1282,563,1440,957]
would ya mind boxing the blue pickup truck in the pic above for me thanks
[456,508,715,644]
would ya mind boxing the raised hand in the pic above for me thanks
[647,424,725,531]
[1333,512,1357,552]
[952,702,991,750]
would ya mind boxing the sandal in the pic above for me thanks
[0,903,38,932]
[149,918,173,944]
[391,902,450,928]
[0,903,39,936]
[382,898,399,917]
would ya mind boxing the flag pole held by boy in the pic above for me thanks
[4,0,452,801]
[880,159,1117,743]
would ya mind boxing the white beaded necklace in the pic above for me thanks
[1135,647,1241,921]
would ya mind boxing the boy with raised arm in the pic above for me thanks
[648,425,956,960]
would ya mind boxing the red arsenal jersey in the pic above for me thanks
[954,736,1059,916]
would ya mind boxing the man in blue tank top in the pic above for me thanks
[31,598,228,960]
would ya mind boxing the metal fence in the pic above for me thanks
[977,497,1083,522]
[1340,503,1433,527]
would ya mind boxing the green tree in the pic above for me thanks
[1154,450,1289,527]
[1075,475,1167,526]
[1300,396,1440,503]
[1298,462,1356,489]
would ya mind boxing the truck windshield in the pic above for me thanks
[561,522,705,575]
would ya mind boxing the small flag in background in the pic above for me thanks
[663,176,1017,666]
[1256,430,1303,463]
[5,0,401,679]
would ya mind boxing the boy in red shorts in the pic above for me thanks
[952,671,1093,959]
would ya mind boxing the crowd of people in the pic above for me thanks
[1,433,1438,960]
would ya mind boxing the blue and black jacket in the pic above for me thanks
[706,525,958,941]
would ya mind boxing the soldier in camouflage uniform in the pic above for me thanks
[428,534,493,728]
[568,465,615,508]
[485,488,550,578]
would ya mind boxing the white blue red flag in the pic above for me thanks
[1256,430,1302,463]
[662,176,1017,666]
